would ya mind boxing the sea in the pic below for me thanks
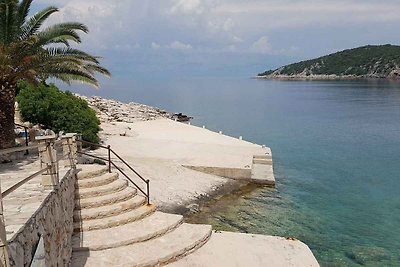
[75,77,400,266]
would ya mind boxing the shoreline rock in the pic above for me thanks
[76,94,192,123]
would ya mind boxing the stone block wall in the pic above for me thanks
[7,169,76,267]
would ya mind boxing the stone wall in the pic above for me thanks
[7,169,76,267]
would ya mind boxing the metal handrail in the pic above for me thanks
[2,166,50,197]
[0,143,45,155]
[77,140,150,205]
[76,140,109,150]
[110,161,149,201]
[109,148,149,184]
[77,151,108,162]
[15,123,29,154]
[1,139,74,198]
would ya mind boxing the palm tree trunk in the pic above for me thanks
[0,79,16,150]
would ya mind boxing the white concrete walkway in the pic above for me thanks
[97,119,275,209]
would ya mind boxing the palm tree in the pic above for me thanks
[0,0,111,149]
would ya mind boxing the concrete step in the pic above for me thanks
[252,158,273,165]
[72,212,183,251]
[73,195,146,221]
[73,204,156,232]
[71,223,212,267]
[250,164,275,186]
[75,187,137,210]
[75,172,118,189]
[76,165,109,180]
[75,179,128,199]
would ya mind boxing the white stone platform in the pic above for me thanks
[168,231,320,267]
[96,119,275,209]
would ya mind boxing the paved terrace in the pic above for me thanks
[0,152,71,240]
[97,118,275,209]
[0,156,45,240]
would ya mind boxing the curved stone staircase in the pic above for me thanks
[71,165,212,267]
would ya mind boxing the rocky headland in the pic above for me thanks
[258,44,400,80]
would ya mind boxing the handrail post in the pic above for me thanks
[147,180,150,205]
[107,145,111,173]
[62,133,77,169]
[0,182,10,267]
[24,126,29,155]
[37,135,58,189]
[76,134,82,154]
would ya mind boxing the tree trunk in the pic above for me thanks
[0,79,17,150]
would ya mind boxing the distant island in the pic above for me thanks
[258,44,400,80]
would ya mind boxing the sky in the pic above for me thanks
[34,0,400,81]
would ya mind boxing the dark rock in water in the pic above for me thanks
[186,203,200,213]
[173,113,193,122]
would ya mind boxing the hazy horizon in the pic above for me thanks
[34,0,400,85]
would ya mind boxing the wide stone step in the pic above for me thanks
[250,163,275,186]
[76,172,118,189]
[252,158,273,165]
[73,195,146,221]
[72,212,183,251]
[74,204,156,232]
[75,187,137,210]
[75,179,128,199]
[71,223,212,267]
[76,165,109,180]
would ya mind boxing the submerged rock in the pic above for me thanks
[345,246,392,265]
[186,203,200,213]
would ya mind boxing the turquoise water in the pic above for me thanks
[76,78,400,266]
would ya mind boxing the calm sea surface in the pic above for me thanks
[77,78,400,266]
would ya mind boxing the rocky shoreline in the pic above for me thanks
[256,74,400,80]
[76,94,192,124]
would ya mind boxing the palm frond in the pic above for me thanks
[50,73,99,87]
[41,65,99,87]
[83,63,111,77]
[17,0,32,28]
[19,6,58,40]
[36,22,88,46]
[0,1,110,88]
[43,47,100,64]
[16,47,104,74]
[0,0,18,44]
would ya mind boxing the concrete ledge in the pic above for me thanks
[183,165,275,186]
[252,158,273,165]
[183,165,251,180]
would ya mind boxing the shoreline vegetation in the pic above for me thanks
[257,44,400,80]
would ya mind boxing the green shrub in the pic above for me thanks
[16,81,100,143]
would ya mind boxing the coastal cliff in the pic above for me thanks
[258,44,400,80]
